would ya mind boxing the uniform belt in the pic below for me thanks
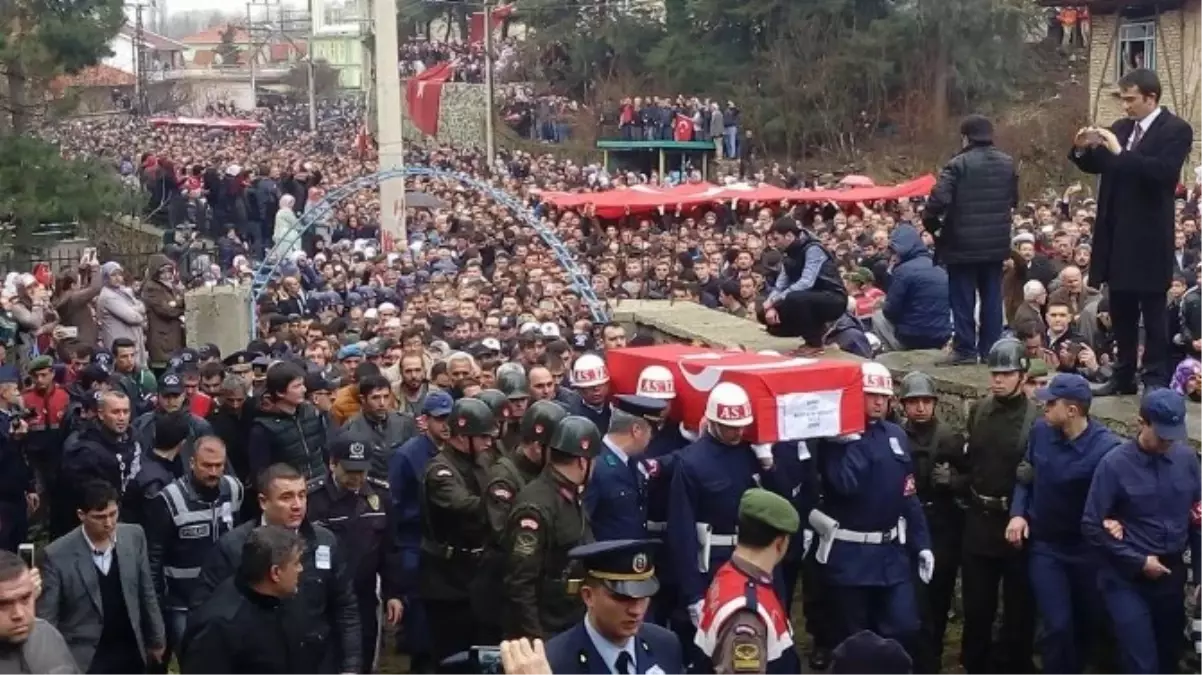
[970,488,1009,511]
[646,520,667,533]
[367,476,390,490]
[832,526,900,545]
[707,533,737,546]
[420,540,483,560]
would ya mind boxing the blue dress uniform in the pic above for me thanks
[812,419,931,648]
[1082,389,1202,674]
[385,391,453,670]
[1011,376,1124,675]
[769,439,818,613]
[584,396,669,542]
[666,434,778,620]
[545,540,684,675]
[642,423,688,626]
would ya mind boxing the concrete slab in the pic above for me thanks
[612,300,1201,446]
[185,285,252,360]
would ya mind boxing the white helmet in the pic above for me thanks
[636,365,676,400]
[571,353,610,387]
[705,382,754,427]
[861,361,894,395]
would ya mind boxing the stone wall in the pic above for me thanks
[185,284,253,358]
[610,299,1201,445]
[399,81,488,149]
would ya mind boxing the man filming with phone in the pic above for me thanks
[0,365,37,553]
[1069,67,1195,395]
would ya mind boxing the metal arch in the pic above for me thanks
[249,166,609,332]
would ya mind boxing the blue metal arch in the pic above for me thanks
[249,166,609,333]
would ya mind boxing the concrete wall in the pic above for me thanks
[185,285,252,358]
[610,300,1201,445]
[398,81,487,149]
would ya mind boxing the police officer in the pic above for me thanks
[960,338,1039,674]
[668,382,780,632]
[1005,373,1123,674]
[498,369,532,453]
[1083,388,1201,674]
[569,354,612,431]
[897,371,967,674]
[695,489,802,674]
[387,390,453,673]
[419,397,494,663]
[502,415,601,640]
[809,362,931,656]
[0,366,34,552]
[122,410,189,525]
[544,540,684,674]
[144,436,241,662]
[585,395,668,541]
[131,371,215,469]
[308,434,404,674]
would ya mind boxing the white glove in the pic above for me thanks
[688,599,704,627]
[917,550,935,584]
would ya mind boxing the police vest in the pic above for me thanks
[253,403,328,480]
[695,561,794,670]
[159,475,243,608]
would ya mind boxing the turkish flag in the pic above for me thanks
[673,113,694,141]
[405,62,454,137]
[468,4,514,44]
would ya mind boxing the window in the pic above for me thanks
[1118,20,1156,76]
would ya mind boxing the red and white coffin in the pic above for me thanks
[607,344,865,444]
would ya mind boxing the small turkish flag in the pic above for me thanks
[405,62,455,137]
[673,114,694,142]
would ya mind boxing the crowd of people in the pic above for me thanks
[0,58,1193,675]
[400,39,524,84]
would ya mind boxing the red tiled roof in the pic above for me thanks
[191,49,216,66]
[51,64,135,92]
[181,25,250,45]
[268,41,307,62]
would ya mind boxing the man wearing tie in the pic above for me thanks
[585,395,669,541]
[544,540,682,674]
[1069,67,1194,395]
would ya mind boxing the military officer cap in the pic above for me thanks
[27,356,53,373]
[547,415,602,458]
[474,389,510,421]
[611,394,668,424]
[223,351,253,368]
[497,369,531,400]
[898,372,938,401]
[448,397,495,437]
[330,433,373,471]
[520,400,568,445]
[568,539,661,599]
[985,337,1028,374]
[739,488,800,535]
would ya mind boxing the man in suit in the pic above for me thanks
[544,539,682,675]
[1069,67,1194,394]
[37,481,166,674]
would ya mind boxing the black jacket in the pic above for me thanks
[196,519,361,672]
[122,450,182,525]
[1068,109,1194,292]
[61,422,141,497]
[180,577,308,674]
[924,143,1019,265]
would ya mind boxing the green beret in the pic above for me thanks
[27,356,53,373]
[739,488,800,535]
[1026,359,1049,378]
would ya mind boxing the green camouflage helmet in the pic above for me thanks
[447,397,495,437]
[520,400,568,445]
[898,372,938,400]
[985,337,1029,374]
[547,415,603,459]
[498,370,531,400]
[475,389,510,422]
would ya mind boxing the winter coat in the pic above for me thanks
[97,285,147,366]
[883,224,952,347]
[140,258,185,367]
[55,269,104,349]
[274,207,299,248]
[923,143,1018,265]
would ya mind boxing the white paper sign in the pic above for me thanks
[777,390,843,440]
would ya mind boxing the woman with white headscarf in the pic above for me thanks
[274,194,299,251]
[96,262,148,367]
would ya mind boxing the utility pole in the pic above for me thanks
[373,0,406,246]
[307,0,317,131]
[133,2,148,114]
[483,0,495,167]
[247,2,257,107]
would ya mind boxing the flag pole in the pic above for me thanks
[483,0,496,168]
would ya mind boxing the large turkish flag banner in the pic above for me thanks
[607,345,865,444]
[405,62,454,137]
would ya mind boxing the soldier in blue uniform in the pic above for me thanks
[544,539,683,675]
[385,390,453,672]
[1005,373,1123,674]
[1082,388,1202,674]
[666,382,780,634]
[569,354,612,432]
[585,395,668,541]
[809,362,931,657]
[768,438,817,615]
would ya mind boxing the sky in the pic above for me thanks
[161,0,308,15]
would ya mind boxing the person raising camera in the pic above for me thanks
[0,366,36,553]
